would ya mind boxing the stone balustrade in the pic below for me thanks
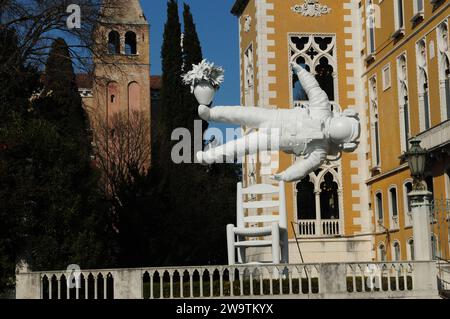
[297,220,342,237]
[16,261,439,299]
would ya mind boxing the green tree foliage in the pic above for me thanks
[182,3,207,135]
[0,34,117,295]
[153,0,185,171]
[36,38,89,158]
[143,1,239,267]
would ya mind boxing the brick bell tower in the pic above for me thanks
[90,0,151,166]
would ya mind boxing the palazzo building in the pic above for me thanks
[231,0,450,263]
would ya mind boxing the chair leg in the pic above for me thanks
[271,222,280,264]
[226,224,236,266]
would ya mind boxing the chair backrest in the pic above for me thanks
[236,182,287,230]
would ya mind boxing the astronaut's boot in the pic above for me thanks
[196,151,208,165]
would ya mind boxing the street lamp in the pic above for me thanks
[404,139,428,191]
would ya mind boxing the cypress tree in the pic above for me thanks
[182,3,203,72]
[182,3,208,136]
[154,0,184,171]
[0,37,117,275]
[38,38,89,158]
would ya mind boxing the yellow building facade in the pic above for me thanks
[232,0,450,263]
[362,0,450,262]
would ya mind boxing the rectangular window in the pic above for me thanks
[394,0,405,31]
[414,0,424,14]
[367,23,376,55]
[382,64,391,90]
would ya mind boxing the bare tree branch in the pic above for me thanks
[93,110,151,200]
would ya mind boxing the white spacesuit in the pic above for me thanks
[196,62,361,182]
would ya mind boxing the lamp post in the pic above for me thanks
[404,139,433,261]
[406,139,428,191]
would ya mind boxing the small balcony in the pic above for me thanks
[297,219,342,238]
[413,119,450,152]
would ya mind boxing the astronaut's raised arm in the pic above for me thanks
[273,147,328,182]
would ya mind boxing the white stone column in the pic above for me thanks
[409,190,433,261]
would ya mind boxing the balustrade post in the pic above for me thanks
[315,191,321,236]
[319,264,347,296]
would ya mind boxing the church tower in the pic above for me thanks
[89,0,151,167]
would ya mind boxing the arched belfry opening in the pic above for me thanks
[108,31,120,55]
[125,31,137,55]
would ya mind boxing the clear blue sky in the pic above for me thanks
[143,0,240,108]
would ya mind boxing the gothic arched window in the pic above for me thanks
[125,31,137,55]
[296,175,316,220]
[369,76,381,167]
[319,172,340,220]
[315,57,335,101]
[295,165,343,237]
[244,44,254,106]
[289,34,336,105]
[437,21,450,120]
[393,241,401,261]
[376,192,384,222]
[416,39,431,130]
[378,243,387,262]
[407,238,414,261]
[397,54,411,152]
[108,31,120,55]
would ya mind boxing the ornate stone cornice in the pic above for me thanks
[291,0,332,17]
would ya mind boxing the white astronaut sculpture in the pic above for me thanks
[196,62,361,182]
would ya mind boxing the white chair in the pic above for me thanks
[226,181,289,265]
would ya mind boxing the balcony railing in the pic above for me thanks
[297,220,342,238]
[16,261,439,299]
[413,119,450,151]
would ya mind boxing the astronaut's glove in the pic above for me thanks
[272,174,284,182]
[290,62,305,74]
[342,108,359,119]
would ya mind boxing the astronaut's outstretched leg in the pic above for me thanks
[196,130,278,164]
[198,105,279,129]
